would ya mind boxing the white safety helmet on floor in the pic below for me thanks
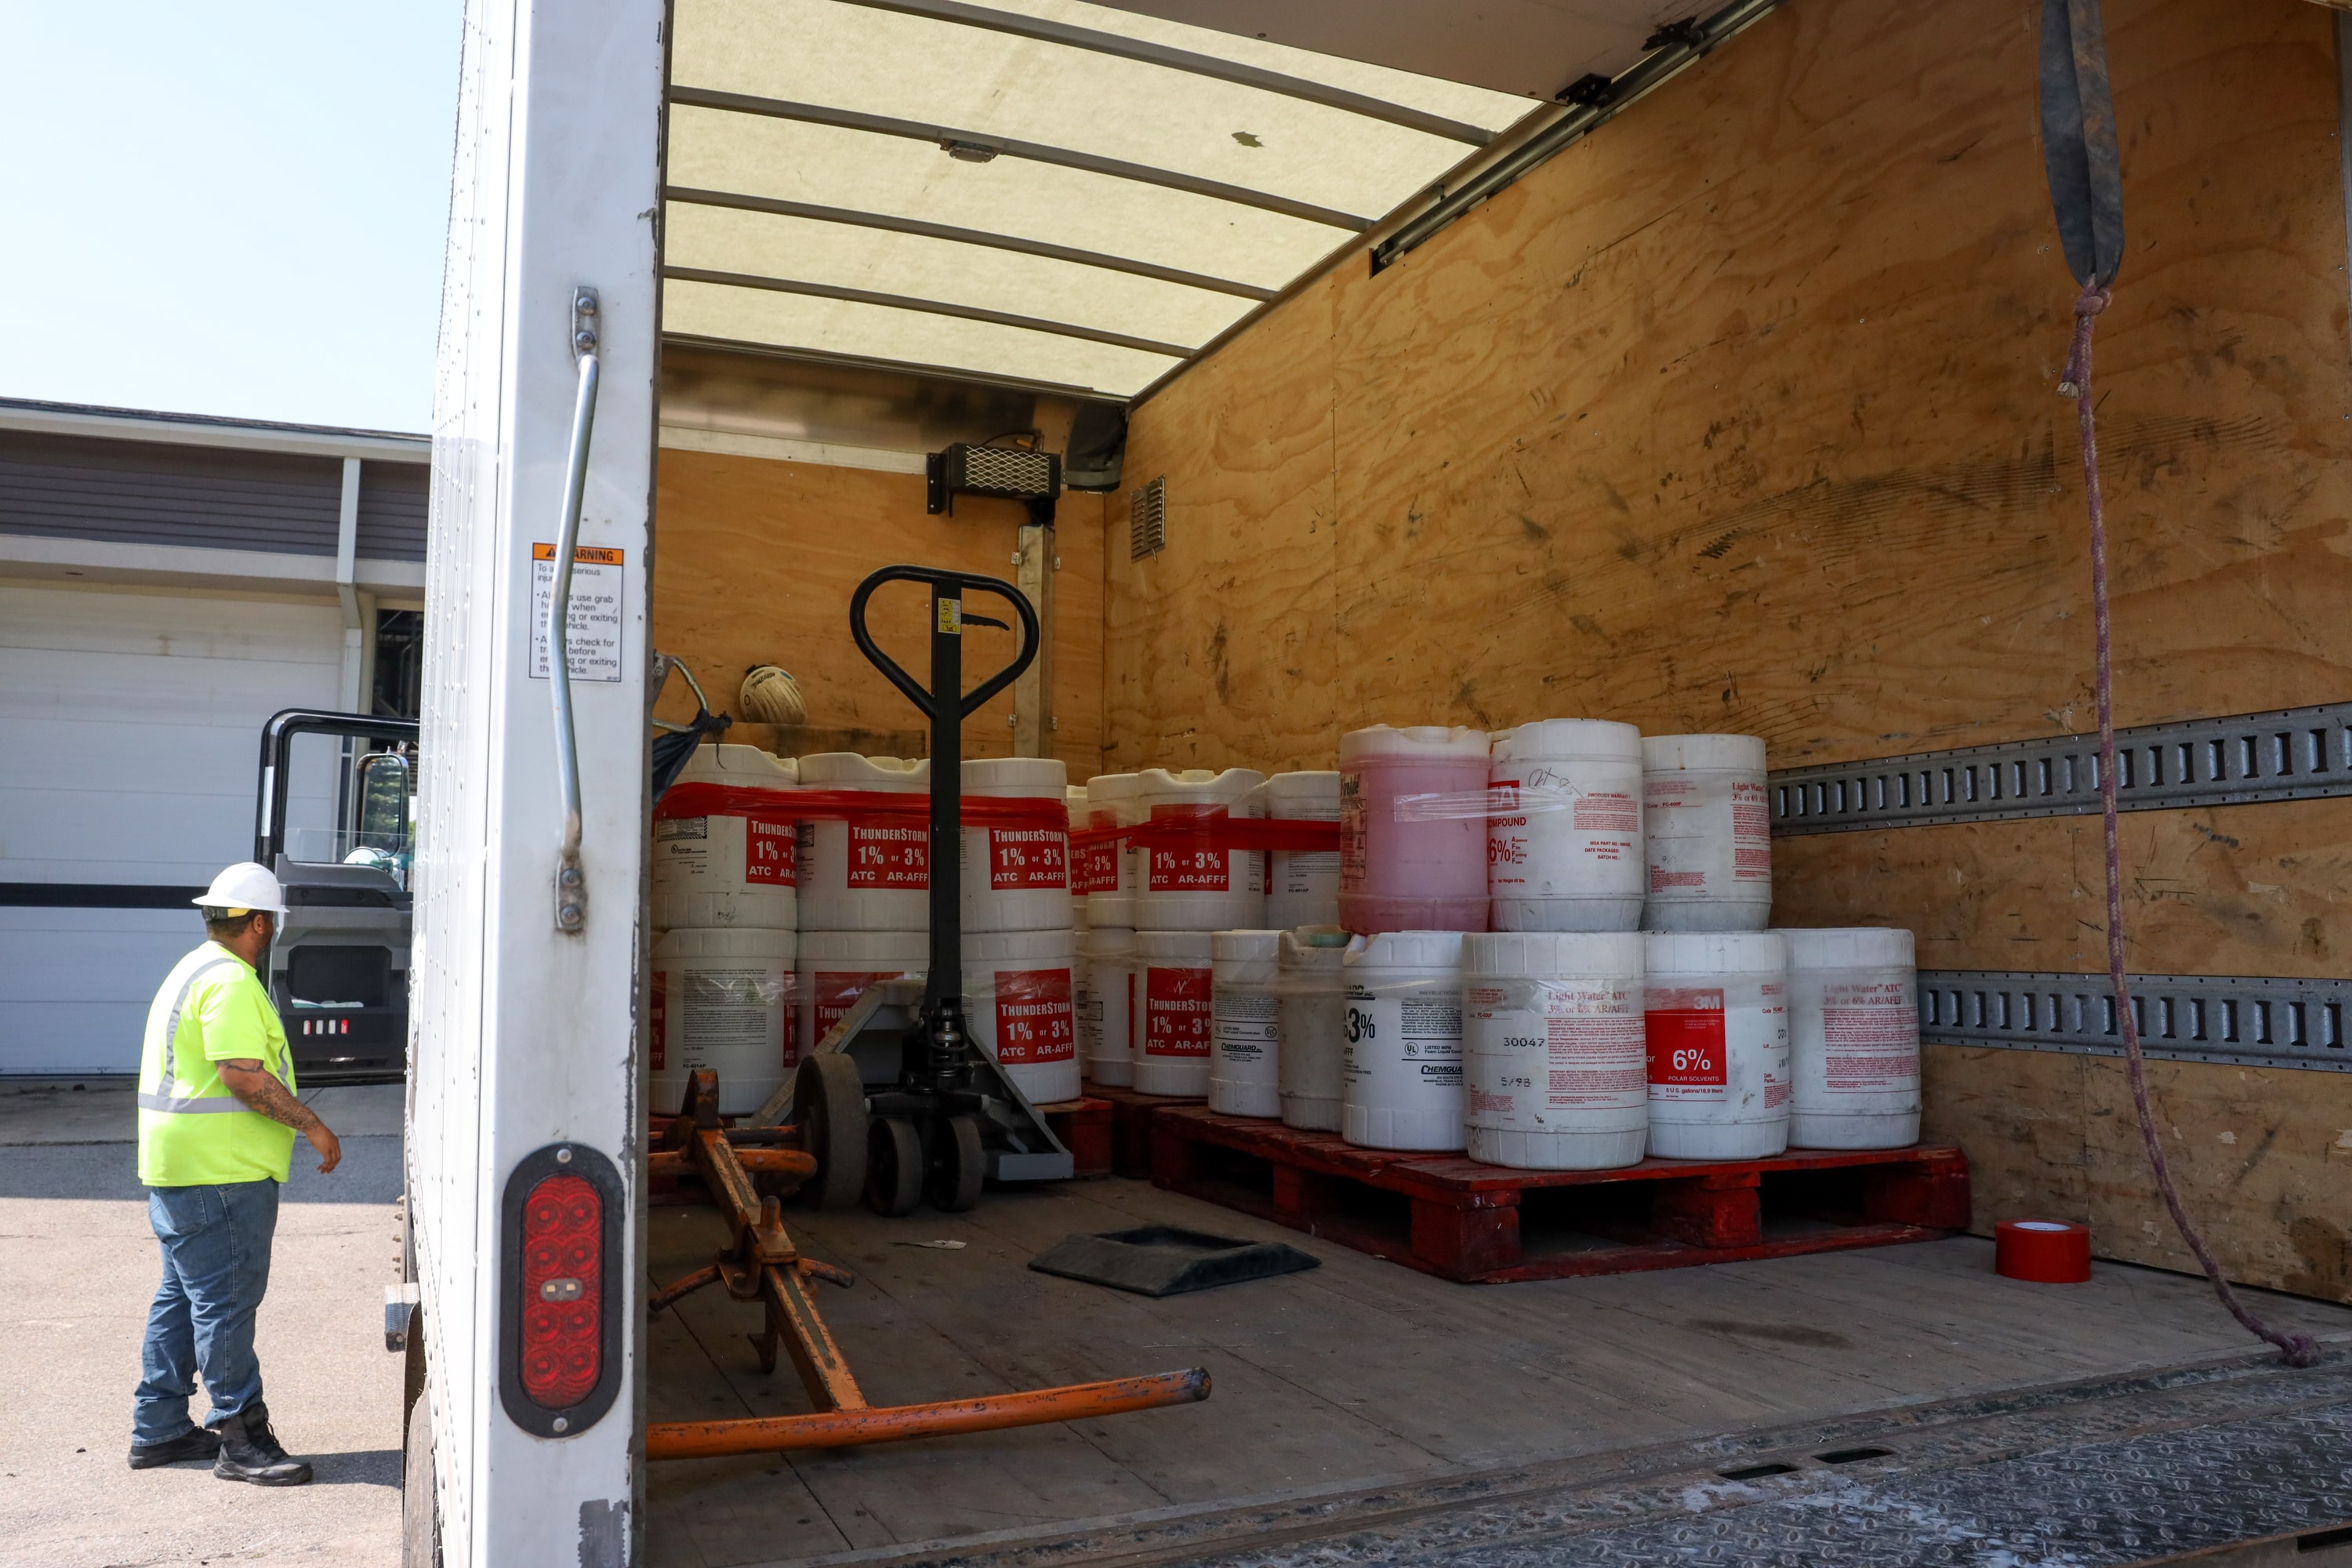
[192,862,291,916]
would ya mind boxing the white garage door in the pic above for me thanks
[0,583,343,1075]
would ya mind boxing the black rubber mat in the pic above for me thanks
[1029,1225,1320,1297]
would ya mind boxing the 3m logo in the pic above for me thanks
[1645,997,1727,1087]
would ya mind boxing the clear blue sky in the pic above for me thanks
[2,2,462,434]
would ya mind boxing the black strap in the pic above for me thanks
[2039,0,2125,287]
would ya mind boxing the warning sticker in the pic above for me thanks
[985,827,1067,891]
[746,816,796,887]
[1821,981,1919,1094]
[847,824,927,889]
[529,543,625,683]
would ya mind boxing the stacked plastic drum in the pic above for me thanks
[1209,930,1281,1116]
[958,758,1077,1105]
[1079,773,1141,1085]
[1489,721,1645,932]
[1642,735,1771,932]
[1338,728,1490,935]
[648,743,801,1116]
[1778,927,1921,1149]
[793,753,929,1063]
[1643,931,1790,1160]
[1277,927,1349,1129]
[1131,768,1265,1096]
[1463,933,1648,1168]
[1260,771,1342,928]
[1341,930,1468,1150]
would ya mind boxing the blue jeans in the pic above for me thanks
[134,1178,280,1445]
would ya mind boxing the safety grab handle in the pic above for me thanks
[550,286,601,934]
[847,565,1040,722]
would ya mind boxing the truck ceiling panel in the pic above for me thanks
[662,277,1185,395]
[662,0,1544,396]
[662,201,1256,351]
[1082,0,1701,101]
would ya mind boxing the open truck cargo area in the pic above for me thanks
[401,0,2352,1563]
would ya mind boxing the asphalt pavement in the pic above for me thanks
[0,1080,405,1566]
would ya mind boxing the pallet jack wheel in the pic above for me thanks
[927,1113,985,1213]
[793,1053,869,1211]
[865,1116,924,1217]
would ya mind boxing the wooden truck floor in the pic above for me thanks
[645,1176,2352,1568]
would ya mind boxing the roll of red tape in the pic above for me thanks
[1995,1219,2092,1283]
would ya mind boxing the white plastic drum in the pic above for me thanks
[651,745,800,930]
[1210,930,1282,1118]
[1082,773,1142,929]
[1278,927,1349,1131]
[960,757,1071,934]
[1134,768,1267,932]
[795,754,931,931]
[1341,930,1467,1151]
[1134,930,1214,1096]
[1462,932,1647,1170]
[1641,735,1771,932]
[1077,926,1136,1087]
[1644,931,1789,1160]
[1489,721,1644,933]
[962,927,1079,1105]
[651,927,796,1118]
[795,929,925,1057]
[1779,927,1922,1149]
[1262,771,1342,929]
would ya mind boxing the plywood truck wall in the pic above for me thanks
[652,448,1106,779]
[1101,0,2352,1301]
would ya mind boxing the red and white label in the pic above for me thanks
[846,824,927,888]
[807,970,895,1052]
[1075,815,1123,895]
[992,967,1074,1064]
[1731,780,1771,882]
[649,969,667,1070]
[1338,771,1367,892]
[1144,964,1212,1058]
[746,816,797,887]
[1646,989,1728,1087]
[1146,806,1232,892]
[1821,981,1919,1094]
[988,827,1068,891]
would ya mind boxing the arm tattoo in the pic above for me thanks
[226,1068,321,1133]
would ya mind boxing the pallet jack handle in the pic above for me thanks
[847,566,1040,1009]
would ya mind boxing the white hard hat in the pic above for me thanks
[192,862,291,916]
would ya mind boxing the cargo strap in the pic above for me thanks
[138,957,282,1115]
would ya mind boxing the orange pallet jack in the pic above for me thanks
[644,1076,1207,1461]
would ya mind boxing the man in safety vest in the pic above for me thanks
[129,862,343,1485]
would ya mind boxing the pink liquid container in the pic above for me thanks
[1338,725,1491,935]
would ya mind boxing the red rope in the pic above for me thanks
[2067,282,2319,1368]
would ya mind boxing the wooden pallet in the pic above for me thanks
[1033,1096,1114,1178]
[1148,1105,1970,1283]
[1083,1081,1205,1179]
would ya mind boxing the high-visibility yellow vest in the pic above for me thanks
[136,942,299,1186]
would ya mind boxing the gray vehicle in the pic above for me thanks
[253,708,417,1083]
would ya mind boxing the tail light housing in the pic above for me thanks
[499,1142,622,1437]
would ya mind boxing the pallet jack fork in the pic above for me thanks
[645,1069,1209,1459]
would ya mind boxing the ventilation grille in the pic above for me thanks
[941,442,1058,501]
[1131,476,1167,560]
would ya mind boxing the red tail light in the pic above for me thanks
[517,1173,601,1407]
[499,1143,621,1437]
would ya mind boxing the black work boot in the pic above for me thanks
[212,1401,314,1486]
[129,1427,222,1469]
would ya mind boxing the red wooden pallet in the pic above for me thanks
[1148,1105,1969,1283]
[1083,1080,1205,1179]
[1034,1095,1114,1178]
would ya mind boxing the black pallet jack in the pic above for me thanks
[762,566,1079,1217]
